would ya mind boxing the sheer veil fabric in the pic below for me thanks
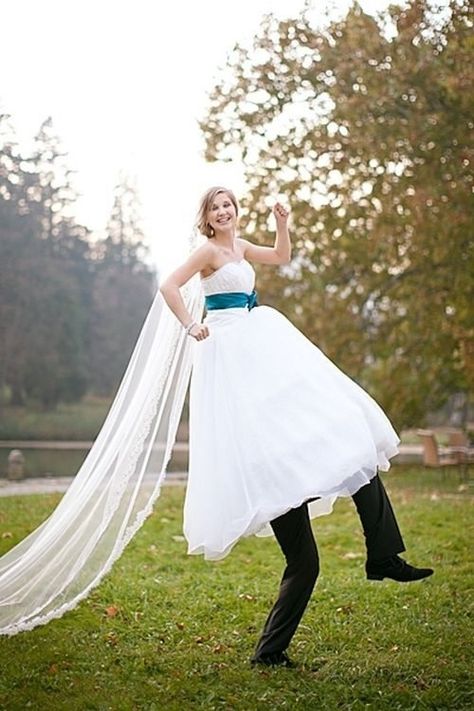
[0,231,205,636]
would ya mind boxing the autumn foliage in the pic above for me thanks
[200,0,473,427]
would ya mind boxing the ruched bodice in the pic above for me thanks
[200,259,256,295]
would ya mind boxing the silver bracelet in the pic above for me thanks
[185,321,197,335]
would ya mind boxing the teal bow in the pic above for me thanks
[205,290,259,311]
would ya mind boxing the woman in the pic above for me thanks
[159,186,433,668]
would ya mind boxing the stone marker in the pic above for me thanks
[7,449,25,480]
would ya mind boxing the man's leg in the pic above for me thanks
[352,474,433,582]
[251,502,319,663]
[351,473,405,561]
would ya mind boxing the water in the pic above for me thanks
[0,445,188,479]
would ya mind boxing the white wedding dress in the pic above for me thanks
[183,258,400,560]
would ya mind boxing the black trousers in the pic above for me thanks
[252,474,405,659]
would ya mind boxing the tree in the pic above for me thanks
[200,0,473,427]
[0,114,90,409]
[87,173,156,395]
[0,115,157,409]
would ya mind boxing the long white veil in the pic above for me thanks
[0,231,205,636]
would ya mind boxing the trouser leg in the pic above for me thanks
[252,502,319,659]
[351,473,406,561]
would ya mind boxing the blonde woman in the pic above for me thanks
[159,186,433,669]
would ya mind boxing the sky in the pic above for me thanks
[1,0,393,277]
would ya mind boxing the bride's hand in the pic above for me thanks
[273,201,290,224]
[189,323,210,341]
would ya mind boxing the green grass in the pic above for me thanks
[0,467,472,710]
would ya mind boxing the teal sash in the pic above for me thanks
[205,290,259,311]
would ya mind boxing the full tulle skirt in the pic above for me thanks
[183,305,400,560]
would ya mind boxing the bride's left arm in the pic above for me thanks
[239,201,291,265]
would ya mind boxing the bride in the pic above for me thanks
[0,186,432,668]
[159,186,433,668]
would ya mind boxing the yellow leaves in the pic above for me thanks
[105,631,119,646]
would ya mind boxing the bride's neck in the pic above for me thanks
[211,231,237,249]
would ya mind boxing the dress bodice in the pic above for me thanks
[200,259,256,295]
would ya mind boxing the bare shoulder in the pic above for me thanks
[159,241,214,291]
[236,237,251,255]
[191,241,215,263]
[237,237,261,260]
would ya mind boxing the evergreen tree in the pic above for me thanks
[0,114,90,409]
[88,173,156,395]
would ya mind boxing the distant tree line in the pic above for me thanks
[201,0,473,428]
[0,114,156,410]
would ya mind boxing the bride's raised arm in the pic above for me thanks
[238,201,291,266]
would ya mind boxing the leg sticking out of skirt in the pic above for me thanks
[252,474,405,660]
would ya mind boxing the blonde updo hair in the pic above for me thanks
[196,186,239,238]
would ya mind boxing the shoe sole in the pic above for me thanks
[366,572,433,582]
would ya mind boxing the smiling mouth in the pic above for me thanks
[217,217,231,224]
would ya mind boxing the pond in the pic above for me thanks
[0,444,188,479]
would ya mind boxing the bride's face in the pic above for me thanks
[207,192,237,234]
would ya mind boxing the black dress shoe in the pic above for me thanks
[250,651,297,668]
[366,554,434,582]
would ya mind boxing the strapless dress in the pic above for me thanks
[183,259,399,560]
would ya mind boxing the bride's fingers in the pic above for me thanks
[274,202,289,216]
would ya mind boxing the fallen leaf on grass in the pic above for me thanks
[105,604,120,618]
[336,604,354,614]
[390,645,399,652]
[342,552,363,560]
[1,532,12,539]
[172,535,185,542]
[175,621,185,630]
[238,593,256,601]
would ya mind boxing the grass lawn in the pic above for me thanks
[0,467,472,710]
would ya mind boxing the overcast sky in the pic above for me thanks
[1,0,393,276]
